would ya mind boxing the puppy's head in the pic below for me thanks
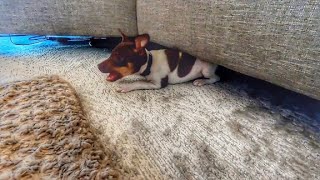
[98,29,150,82]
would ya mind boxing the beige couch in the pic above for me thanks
[0,0,137,36]
[1,0,319,100]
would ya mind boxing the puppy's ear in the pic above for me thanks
[118,29,130,42]
[134,34,150,50]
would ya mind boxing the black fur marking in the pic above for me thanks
[141,53,153,76]
[161,76,169,88]
[165,49,179,72]
[177,53,196,78]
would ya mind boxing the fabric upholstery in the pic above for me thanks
[0,0,137,36]
[137,0,320,100]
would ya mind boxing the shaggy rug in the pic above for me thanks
[0,76,120,179]
[0,37,319,179]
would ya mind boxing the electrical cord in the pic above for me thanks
[9,34,48,45]
[28,35,47,41]
[0,34,93,45]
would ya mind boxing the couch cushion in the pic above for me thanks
[0,0,137,36]
[137,0,320,100]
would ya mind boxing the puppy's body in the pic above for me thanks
[138,49,218,84]
[98,30,219,92]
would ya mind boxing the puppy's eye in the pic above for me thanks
[116,57,127,66]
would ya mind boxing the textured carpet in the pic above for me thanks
[0,76,120,179]
[0,37,319,179]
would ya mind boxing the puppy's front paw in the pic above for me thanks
[116,85,133,93]
[193,79,206,86]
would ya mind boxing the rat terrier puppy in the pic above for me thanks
[98,30,220,93]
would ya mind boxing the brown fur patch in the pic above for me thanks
[98,41,147,77]
[161,76,169,88]
[177,53,196,78]
[165,49,179,72]
[113,63,135,77]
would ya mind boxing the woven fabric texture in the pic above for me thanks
[137,0,320,100]
[0,0,137,36]
[0,76,124,179]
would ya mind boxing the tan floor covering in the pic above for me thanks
[0,37,319,179]
[0,76,121,179]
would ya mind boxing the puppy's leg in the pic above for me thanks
[193,63,220,86]
[117,79,162,93]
